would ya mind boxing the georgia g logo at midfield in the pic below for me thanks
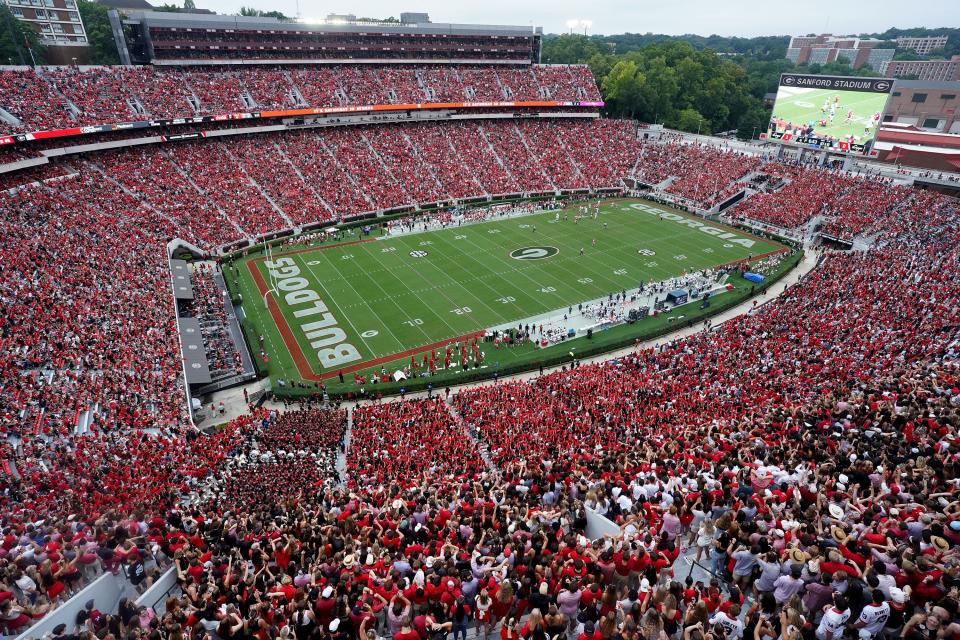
[510,246,559,260]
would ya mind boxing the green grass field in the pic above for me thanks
[768,86,888,144]
[224,199,784,394]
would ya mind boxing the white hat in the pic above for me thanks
[838,474,849,484]
[639,578,651,593]
[829,504,844,519]
[889,587,906,604]
[322,586,334,598]
[329,619,340,632]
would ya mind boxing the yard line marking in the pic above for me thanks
[422,238,531,318]
[391,234,514,321]
[351,242,459,342]
[359,240,469,338]
[298,250,403,358]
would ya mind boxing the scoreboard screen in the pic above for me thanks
[764,74,894,155]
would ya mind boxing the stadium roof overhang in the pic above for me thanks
[126,11,542,37]
[178,317,212,385]
[877,128,960,150]
[171,259,194,301]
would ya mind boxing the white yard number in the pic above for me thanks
[539,287,557,293]
[454,235,468,240]
[419,241,433,246]
[496,297,516,304]
[614,269,628,276]
[673,254,687,261]
[518,224,531,229]
[645,261,658,268]
[381,246,396,253]
[404,318,424,326]
[450,307,473,315]
[341,254,354,260]
[577,278,593,284]
[703,247,714,254]
[488,229,501,234]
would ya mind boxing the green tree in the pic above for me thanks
[633,54,679,125]
[183,0,196,8]
[239,6,289,19]
[585,52,616,82]
[0,3,45,65]
[77,0,120,64]
[675,107,709,134]
[542,34,601,64]
[736,104,771,140]
[893,49,921,60]
[600,59,643,117]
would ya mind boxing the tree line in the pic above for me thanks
[543,28,957,138]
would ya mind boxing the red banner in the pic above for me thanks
[0,100,604,147]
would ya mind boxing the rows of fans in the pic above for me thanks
[1,85,959,640]
[6,120,643,247]
[0,65,600,133]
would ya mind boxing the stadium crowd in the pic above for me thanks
[629,143,760,207]
[731,165,857,230]
[4,120,641,248]
[2,64,960,640]
[184,265,244,380]
[0,65,601,133]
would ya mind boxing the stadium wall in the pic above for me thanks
[15,571,132,640]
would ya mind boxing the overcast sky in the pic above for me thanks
[190,0,956,37]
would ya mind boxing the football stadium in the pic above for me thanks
[0,6,959,640]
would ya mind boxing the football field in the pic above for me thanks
[227,199,783,388]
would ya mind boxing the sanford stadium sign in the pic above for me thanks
[779,74,894,94]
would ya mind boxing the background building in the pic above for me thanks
[880,56,960,82]
[895,35,948,55]
[1,0,87,50]
[785,34,894,70]
[881,79,960,133]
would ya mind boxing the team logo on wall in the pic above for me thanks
[509,246,559,260]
